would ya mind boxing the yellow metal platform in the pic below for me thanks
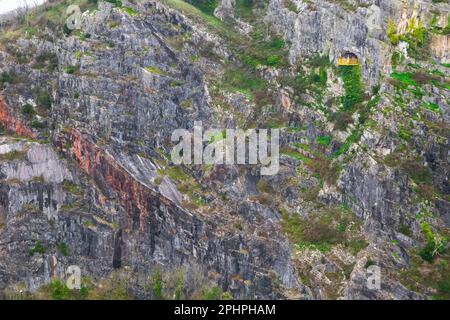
[338,57,359,66]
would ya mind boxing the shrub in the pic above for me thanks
[400,224,413,237]
[31,120,46,129]
[21,104,36,117]
[0,72,13,84]
[422,102,441,113]
[29,241,46,256]
[50,280,71,300]
[64,66,79,74]
[265,55,282,67]
[317,135,332,146]
[269,38,285,50]
[57,242,70,256]
[200,286,232,300]
[387,19,400,45]
[398,126,412,141]
[419,222,448,262]
[151,268,164,300]
[438,278,450,296]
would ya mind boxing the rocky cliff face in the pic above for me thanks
[0,0,449,300]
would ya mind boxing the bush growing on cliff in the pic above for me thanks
[29,241,46,256]
[0,72,13,85]
[419,222,448,262]
[185,0,218,14]
[21,104,36,117]
[57,242,70,256]
[387,19,400,45]
[64,65,80,75]
[0,72,20,88]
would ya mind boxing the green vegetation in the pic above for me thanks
[387,19,400,45]
[391,72,417,87]
[283,146,340,185]
[120,6,139,17]
[222,66,268,101]
[340,65,363,111]
[401,252,450,300]
[284,0,300,13]
[281,207,367,255]
[437,276,450,299]
[419,222,448,262]
[151,268,165,300]
[21,104,36,117]
[0,150,26,162]
[34,279,90,300]
[162,0,286,110]
[390,69,445,98]
[333,131,361,158]
[421,102,441,114]
[180,99,192,109]
[0,0,101,42]
[145,66,169,76]
[105,0,123,7]
[158,166,206,209]
[144,268,231,300]
[317,135,332,146]
[240,34,287,69]
[401,159,432,185]
[49,280,71,300]
[57,242,70,256]
[399,224,413,237]
[185,0,218,15]
[31,120,46,129]
[388,17,429,59]
[200,286,232,300]
[62,180,84,196]
[64,65,80,75]
[0,72,14,88]
[328,64,366,132]
[398,126,412,141]
[29,241,46,256]
[36,90,52,109]
[286,55,330,104]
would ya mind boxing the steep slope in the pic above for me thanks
[0,0,449,300]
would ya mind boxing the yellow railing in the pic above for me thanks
[338,57,359,66]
